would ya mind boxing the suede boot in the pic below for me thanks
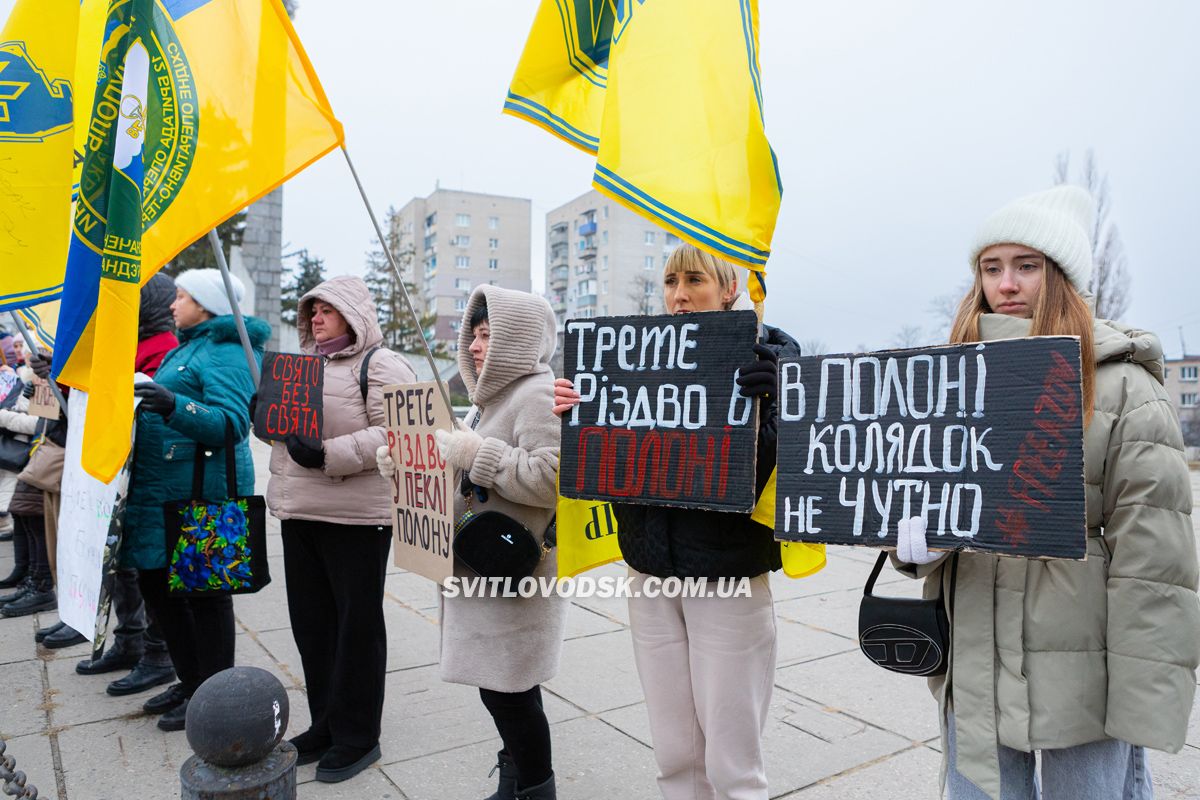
[515,773,556,800]
[484,750,518,800]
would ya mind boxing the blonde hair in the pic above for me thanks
[949,257,1095,425]
[662,244,739,310]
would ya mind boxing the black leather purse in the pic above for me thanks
[452,490,549,581]
[858,550,958,677]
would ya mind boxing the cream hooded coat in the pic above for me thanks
[438,284,567,693]
[265,275,416,526]
[899,314,1200,800]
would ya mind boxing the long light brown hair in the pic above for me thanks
[949,258,1095,425]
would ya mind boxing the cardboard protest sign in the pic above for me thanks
[254,352,324,448]
[382,381,455,583]
[774,337,1086,560]
[28,378,61,419]
[560,310,760,512]
[57,390,135,641]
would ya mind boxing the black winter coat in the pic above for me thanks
[615,323,800,579]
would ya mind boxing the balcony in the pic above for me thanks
[549,265,569,285]
[549,223,569,246]
[576,294,597,308]
[579,244,597,259]
[578,221,597,237]
[575,262,595,276]
[550,243,569,265]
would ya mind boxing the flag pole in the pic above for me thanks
[339,146,455,416]
[207,230,262,386]
[8,311,69,420]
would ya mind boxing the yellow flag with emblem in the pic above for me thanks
[51,0,343,481]
[0,0,88,312]
[506,0,781,299]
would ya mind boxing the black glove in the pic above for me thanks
[285,434,325,470]
[28,351,52,380]
[248,393,258,422]
[459,471,489,503]
[22,382,34,399]
[735,343,778,399]
[133,382,176,417]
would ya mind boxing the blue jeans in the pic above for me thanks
[947,714,1153,799]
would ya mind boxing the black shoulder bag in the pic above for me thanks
[450,409,551,581]
[858,550,958,676]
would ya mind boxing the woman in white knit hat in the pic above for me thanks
[891,186,1199,799]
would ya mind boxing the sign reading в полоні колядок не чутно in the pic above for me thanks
[254,352,324,449]
[383,381,455,583]
[560,310,759,513]
[774,337,1086,560]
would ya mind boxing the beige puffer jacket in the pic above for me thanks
[438,284,567,693]
[899,314,1200,800]
[265,275,416,526]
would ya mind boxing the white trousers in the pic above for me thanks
[627,569,777,800]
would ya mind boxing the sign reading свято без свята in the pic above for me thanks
[774,337,1086,560]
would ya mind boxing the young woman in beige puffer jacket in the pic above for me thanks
[893,186,1200,800]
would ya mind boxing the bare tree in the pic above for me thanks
[796,338,829,356]
[627,274,658,315]
[1053,149,1131,320]
[890,325,927,349]
[928,279,973,342]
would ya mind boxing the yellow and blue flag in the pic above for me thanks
[0,0,88,311]
[506,0,781,293]
[51,0,343,481]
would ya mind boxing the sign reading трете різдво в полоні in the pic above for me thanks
[559,310,761,513]
[774,336,1086,560]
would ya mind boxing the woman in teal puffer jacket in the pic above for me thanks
[123,269,268,732]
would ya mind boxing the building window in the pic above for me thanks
[601,305,608,315]
[601,256,608,270]
[423,234,436,251]
[456,213,471,227]
[602,206,609,219]
[644,256,654,269]
[1183,393,1199,408]
[455,278,471,290]
[488,258,499,270]
[488,238,499,249]
[452,235,470,247]
[1182,366,1199,382]
[665,233,679,246]
[450,320,460,332]
[424,212,437,229]
[456,256,470,268]
[644,231,655,245]
[601,230,608,244]
[488,216,499,229]
[455,298,467,311]
[601,281,608,295]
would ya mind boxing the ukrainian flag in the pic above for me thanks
[506,0,781,289]
[52,0,343,481]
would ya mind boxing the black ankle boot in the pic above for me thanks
[0,566,27,589]
[515,773,556,800]
[484,750,518,800]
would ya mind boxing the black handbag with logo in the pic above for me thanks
[858,550,958,677]
[452,487,549,581]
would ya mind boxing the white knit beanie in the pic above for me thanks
[969,186,1095,293]
[174,268,243,317]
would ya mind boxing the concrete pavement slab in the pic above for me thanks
[774,616,857,668]
[780,744,942,799]
[57,716,193,799]
[543,629,644,714]
[296,764,404,798]
[383,600,441,672]
[563,602,626,639]
[0,658,47,739]
[1,731,56,799]
[1150,744,1200,800]
[776,650,941,742]
[0,610,41,667]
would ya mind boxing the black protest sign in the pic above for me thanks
[254,352,324,448]
[560,310,760,512]
[774,337,1086,560]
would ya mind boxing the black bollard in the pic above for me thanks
[179,667,297,800]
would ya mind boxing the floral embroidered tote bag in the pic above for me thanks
[163,421,270,595]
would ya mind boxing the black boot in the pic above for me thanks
[515,773,556,800]
[289,729,332,767]
[42,625,87,649]
[1,585,54,617]
[0,577,31,605]
[0,566,27,588]
[484,750,518,800]
[35,620,65,642]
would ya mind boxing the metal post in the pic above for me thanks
[207,230,262,386]
[8,311,68,421]
[340,146,455,415]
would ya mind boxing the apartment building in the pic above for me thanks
[392,189,531,351]
[1164,354,1200,458]
[545,190,681,328]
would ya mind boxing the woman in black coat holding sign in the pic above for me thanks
[259,275,415,783]
[554,244,800,800]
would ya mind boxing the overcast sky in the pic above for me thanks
[12,1,1197,355]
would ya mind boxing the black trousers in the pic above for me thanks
[281,519,390,750]
[138,568,235,695]
[112,567,172,667]
[480,686,553,787]
[16,514,50,591]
